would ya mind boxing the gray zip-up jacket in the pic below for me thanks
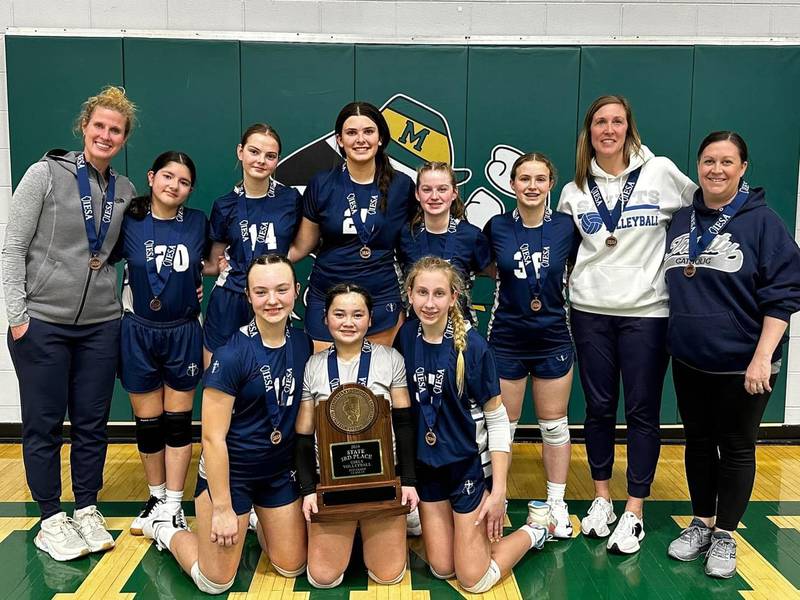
[2,150,135,326]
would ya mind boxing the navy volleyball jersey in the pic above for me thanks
[303,166,415,300]
[115,207,209,321]
[397,219,492,288]
[210,183,302,293]
[394,320,499,471]
[203,325,314,479]
[484,210,576,357]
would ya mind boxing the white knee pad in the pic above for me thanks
[430,565,455,580]
[272,562,306,578]
[190,562,235,595]
[307,569,344,589]
[461,559,501,594]
[509,420,519,442]
[539,416,570,447]
[368,563,406,585]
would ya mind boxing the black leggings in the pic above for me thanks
[673,361,774,531]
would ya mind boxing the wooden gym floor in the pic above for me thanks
[1,442,799,599]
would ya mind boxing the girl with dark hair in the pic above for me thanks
[397,162,492,324]
[144,254,312,594]
[664,132,800,578]
[557,95,697,554]
[111,151,209,537]
[294,283,418,589]
[2,86,137,561]
[204,123,302,364]
[290,102,416,350]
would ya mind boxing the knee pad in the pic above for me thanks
[368,564,405,585]
[461,559,501,594]
[307,569,344,589]
[509,420,519,442]
[190,562,234,595]
[430,565,455,580]
[539,416,570,447]
[272,562,306,578]
[135,415,165,454]
[164,410,193,448]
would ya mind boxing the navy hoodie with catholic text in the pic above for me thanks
[664,185,800,373]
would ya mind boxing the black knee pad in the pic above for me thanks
[164,410,193,448]
[135,415,165,454]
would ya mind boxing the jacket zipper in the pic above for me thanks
[73,268,93,324]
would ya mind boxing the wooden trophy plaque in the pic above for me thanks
[312,382,409,522]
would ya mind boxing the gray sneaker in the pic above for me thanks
[74,505,115,553]
[704,531,737,578]
[668,517,712,561]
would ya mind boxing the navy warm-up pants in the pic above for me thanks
[7,317,120,519]
[571,309,669,498]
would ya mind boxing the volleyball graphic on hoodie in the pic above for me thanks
[579,211,604,235]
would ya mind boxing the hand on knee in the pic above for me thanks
[459,560,501,594]
[539,416,570,447]
[306,567,344,589]
[190,562,235,595]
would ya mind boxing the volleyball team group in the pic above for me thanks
[3,85,800,593]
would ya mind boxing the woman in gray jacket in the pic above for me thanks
[2,86,137,562]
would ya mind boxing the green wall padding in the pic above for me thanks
[6,37,799,425]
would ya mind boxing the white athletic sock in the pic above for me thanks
[520,524,545,550]
[156,522,180,551]
[165,489,183,514]
[149,483,167,501]
[546,481,566,504]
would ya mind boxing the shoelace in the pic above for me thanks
[588,498,608,516]
[173,511,188,530]
[139,496,163,518]
[680,525,705,545]
[709,537,736,559]
[81,508,108,531]
[56,516,84,539]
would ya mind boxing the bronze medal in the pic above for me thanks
[684,263,697,278]
[149,298,162,311]
[89,256,103,270]
[425,430,437,446]
[605,235,618,248]
[530,298,542,312]
[270,429,282,445]
[359,245,372,259]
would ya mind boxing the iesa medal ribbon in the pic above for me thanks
[685,179,750,278]
[418,217,459,263]
[511,207,552,312]
[248,319,295,445]
[587,166,641,248]
[236,180,276,264]
[76,153,117,270]
[144,206,184,312]
[413,319,454,446]
[342,164,378,260]
[327,338,373,392]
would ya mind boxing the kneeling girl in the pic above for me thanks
[144,254,311,594]
[394,256,550,594]
[294,283,419,588]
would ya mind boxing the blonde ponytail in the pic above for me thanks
[450,302,468,397]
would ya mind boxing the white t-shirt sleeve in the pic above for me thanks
[389,347,407,389]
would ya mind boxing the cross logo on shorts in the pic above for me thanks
[187,363,199,377]
[463,480,474,496]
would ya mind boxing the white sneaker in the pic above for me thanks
[143,505,189,552]
[248,507,258,532]
[606,511,645,555]
[35,512,91,561]
[130,496,165,536]
[73,506,115,553]
[550,500,574,539]
[406,506,422,537]
[526,500,556,541]
[580,497,617,538]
